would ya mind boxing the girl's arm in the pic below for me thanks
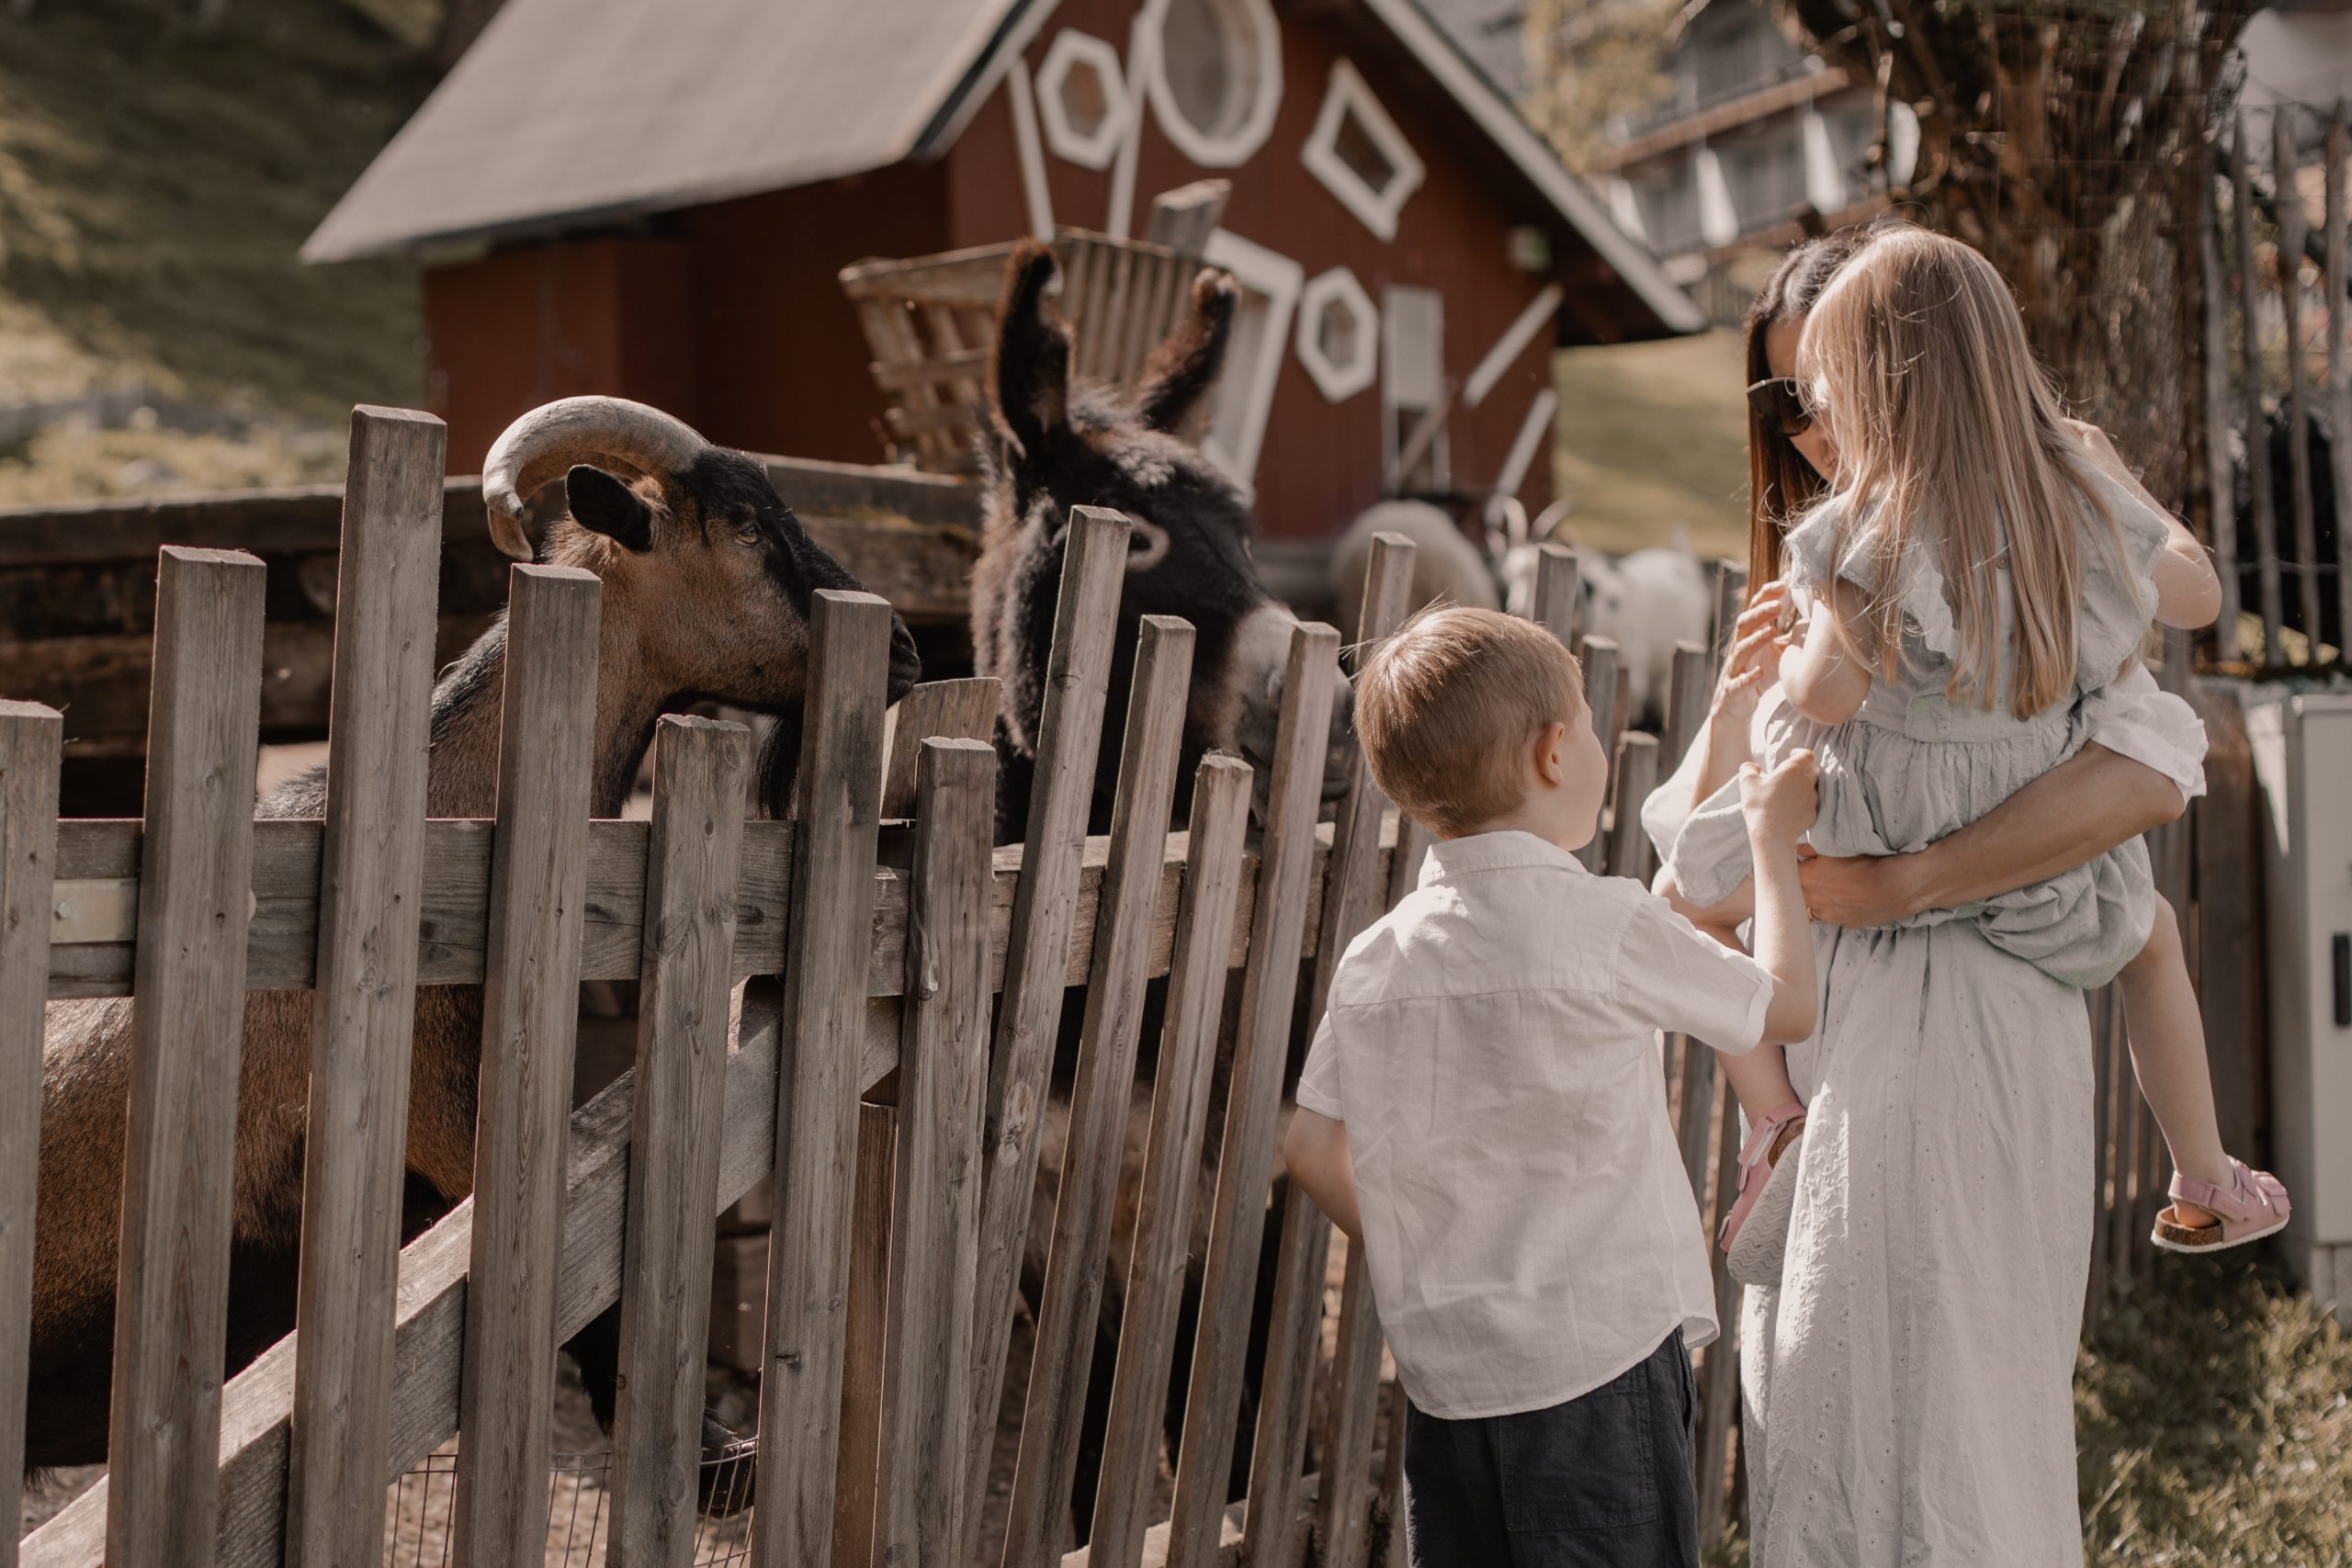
[2070,420,2222,629]
[1794,740,2186,925]
[1780,580,1872,725]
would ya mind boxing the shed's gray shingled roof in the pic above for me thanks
[303,0,1031,263]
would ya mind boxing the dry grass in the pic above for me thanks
[1703,1255,2352,1565]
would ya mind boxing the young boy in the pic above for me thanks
[1281,606,1818,1567]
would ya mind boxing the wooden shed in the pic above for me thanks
[306,0,1702,543]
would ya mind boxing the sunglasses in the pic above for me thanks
[1747,376,1815,438]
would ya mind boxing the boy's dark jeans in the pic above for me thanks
[1403,1328,1699,1568]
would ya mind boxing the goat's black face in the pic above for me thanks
[979,242,1354,824]
[558,451,921,811]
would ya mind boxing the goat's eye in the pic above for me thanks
[734,524,761,546]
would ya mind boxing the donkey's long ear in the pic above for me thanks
[1136,267,1238,434]
[990,240,1072,459]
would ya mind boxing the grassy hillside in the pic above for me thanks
[0,0,440,497]
[1552,328,1750,562]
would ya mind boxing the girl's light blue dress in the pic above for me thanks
[1662,463,2171,1568]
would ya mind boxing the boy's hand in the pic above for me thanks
[1739,749,1818,850]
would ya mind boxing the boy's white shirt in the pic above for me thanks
[1295,829,1772,1421]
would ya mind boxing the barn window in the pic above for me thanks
[1302,61,1425,242]
[1295,267,1378,402]
[1038,30,1130,170]
[1198,229,1303,486]
[1143,0,1283,168]
[1382,286,1448,492]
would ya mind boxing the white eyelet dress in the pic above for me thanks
[1656,468,2191,1567]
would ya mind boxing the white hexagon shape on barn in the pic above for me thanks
[1142,0,1283,169]
[1295,266,1379,403]
[1037,29,1129,170]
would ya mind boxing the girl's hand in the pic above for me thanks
[1713,579,1796,735]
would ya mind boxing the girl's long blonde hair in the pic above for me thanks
[1796,224,2120,718]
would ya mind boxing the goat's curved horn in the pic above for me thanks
[481,396,711,561]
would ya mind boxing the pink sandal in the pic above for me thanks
[1719,1101,1805,1287]
[2152,1158,2290,1253]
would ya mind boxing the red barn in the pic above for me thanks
[307,0,1700,543]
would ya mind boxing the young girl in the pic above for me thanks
[1663,225,2288,1289]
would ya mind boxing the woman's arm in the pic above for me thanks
[1795,741,2187,926]
[1781,581,1871,725]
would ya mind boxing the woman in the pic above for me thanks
[1645,231,2211,1563]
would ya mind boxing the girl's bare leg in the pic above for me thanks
[2121,894,2233,1227]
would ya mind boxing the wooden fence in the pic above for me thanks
[2203,99,2352,671]
[1,409,2267,1566]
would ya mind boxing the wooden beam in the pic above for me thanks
[452,563,602,1566]
[2234,114,2285,660]
[876,739,997,1565]
[1086,754,1254,1568]
[106,547,266,1568]
[283,407,447,1568]
[964,509,1129,1519]
[0,702,61,1567]
[1004,617,1195,1566]
[754,590,897,1568]
[606,716,752,1568]
[1165,623,1340,1568]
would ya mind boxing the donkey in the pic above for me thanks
[975,243,1346,1539]
[974,239,1354,842]
[26,397,921,1485]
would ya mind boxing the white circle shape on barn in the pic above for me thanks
[1141,0,1283,169]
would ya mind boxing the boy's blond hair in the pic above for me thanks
[1355,605,1583,837]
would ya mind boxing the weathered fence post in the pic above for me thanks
[964,509,1126,1518]
[0,702,61,1568]
[1310,534,1422,1568]
[753,589,896,1568]
[1247,535,1416,1568]
[608,716,752,1568]
[2277,112,2324,649]
[452,562,602,1567]
[1004,616,1194,1565]
[1165,621,1340,1568]
[105,546,266,1568]
[1086,752,1254,1568]
[2202,156,2242,649]
[2233,113,2286,660]
[2329,102,2352,660]
[876,738,997,1566]
[284,405,446,1568]
[1574,637,1620,874]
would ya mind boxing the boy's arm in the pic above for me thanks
[1740,751,1820,1044]
[1282,1108,1362,1240]
[1780,582,1871,726]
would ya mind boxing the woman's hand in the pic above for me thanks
[1794,846,1930,928]
[1713,578,1796,737]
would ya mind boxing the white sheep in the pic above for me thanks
[1577,545,1714,728]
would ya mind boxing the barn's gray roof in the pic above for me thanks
[302,0,1699,332]
[303,0,1036,263]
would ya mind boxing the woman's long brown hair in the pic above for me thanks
[1743,230,1870,596]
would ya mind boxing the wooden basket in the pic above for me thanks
[839,228,1207,473]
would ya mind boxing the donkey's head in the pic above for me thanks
[984,241,1353,818]
[482,396,922,808]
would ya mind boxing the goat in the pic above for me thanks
[1328,499,1499,643]
[975,240,1354,840]
[27,397,921,1485]
[1577,544,1713,728]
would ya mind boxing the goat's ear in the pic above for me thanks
[990,240,1072,458]
[1136,267,1238,435]
[566,465,654,552]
